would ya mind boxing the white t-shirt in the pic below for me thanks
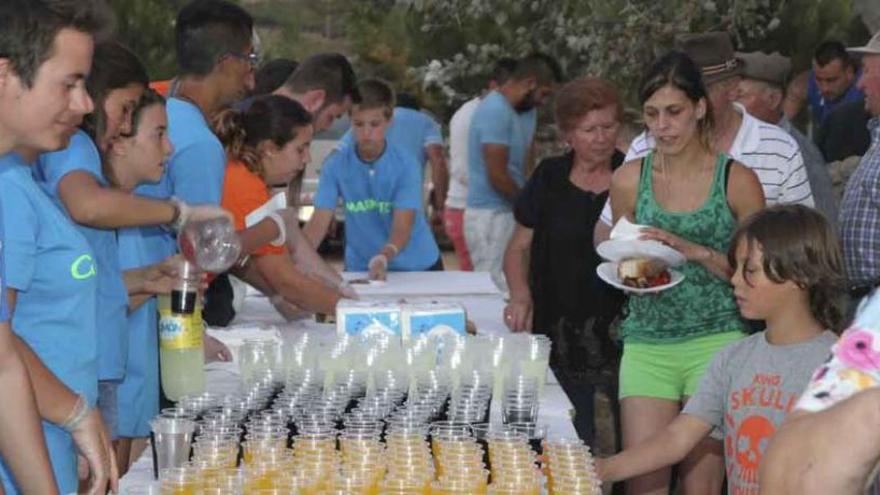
[445,97,480,209]
[600,104,814,225]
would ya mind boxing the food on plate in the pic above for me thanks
[617,258,671,289]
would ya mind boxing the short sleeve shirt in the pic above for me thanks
[314,143,440,271]
[34,130,130,381]
[0,204,7,324]
[221,160,285,257]
[139,97,226,206]
[341,107,444,180]
[466,91,537,210]
[446,97,480,209]
[0,152,99,405]
[683,331,837,494]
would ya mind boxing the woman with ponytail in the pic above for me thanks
[214,94,348,319]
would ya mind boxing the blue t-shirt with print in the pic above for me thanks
[34,130,129,382]
[314,142,440,271]
[0,152,98,495]
[341,107,443,179]
[466,90,537,210]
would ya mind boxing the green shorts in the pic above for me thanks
[619,331,745,400]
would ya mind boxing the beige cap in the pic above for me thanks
[848,32,880,56]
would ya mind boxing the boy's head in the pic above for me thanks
[175,0,256,105]
[279,53,359,132]
[350,78,394,157]
[505,52,563,112]
[728,205,846,332]
[0,0,110,156]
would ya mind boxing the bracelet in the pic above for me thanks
[266,211,287,246]
[60,393,90,433]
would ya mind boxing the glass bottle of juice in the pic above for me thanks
[159,260,205,400]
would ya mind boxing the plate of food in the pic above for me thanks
[596,259,684,294]
[597,239,687,267]
[597,217,687,267]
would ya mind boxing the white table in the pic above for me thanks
[119,272,577,491]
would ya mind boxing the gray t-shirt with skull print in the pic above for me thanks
[683,330,836,494]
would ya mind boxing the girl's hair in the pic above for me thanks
[80,40,149,144]
[125,88,166,137]
[639,51,714,151]
[105,88,166,187]
[213,94,313,206]
[727,205,847,333]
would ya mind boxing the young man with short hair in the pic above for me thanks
[0,1,117,493]
[445,58,518,271]
[305,79,441,280]
[784,40,864,127]
[274,52,359,132]
[464,53,562,291]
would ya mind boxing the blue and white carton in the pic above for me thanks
[336,300,402,338]
[401,302,466,341]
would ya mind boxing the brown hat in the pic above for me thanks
[737,51,791,88]
[849,31,880,56]
[674,31,741,85]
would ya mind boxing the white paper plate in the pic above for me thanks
[596,261,685,294]
[596,239,687,267]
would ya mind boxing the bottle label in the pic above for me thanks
[158,311,203,350]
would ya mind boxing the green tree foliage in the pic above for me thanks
[108,0,177,80]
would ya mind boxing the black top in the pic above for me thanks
[514,150,625,371]
[816,98,871,162]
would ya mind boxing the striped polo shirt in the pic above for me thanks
[600,104,814,225]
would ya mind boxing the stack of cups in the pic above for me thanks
[384,429,433,495]
[544,439,602,495]
[291,427,339,493]
[501,376,539,425]
[429,421,488,494]
[339,427,385,493]
[486,428,541,495]
[150,413,196,478]
[448,370,492,424]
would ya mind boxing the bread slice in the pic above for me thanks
[618,258,667,288]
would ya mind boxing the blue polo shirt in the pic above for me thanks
[0,152,98,494]
[466,91,536,210]
[314,142,440,271]
[34,130,129,382]
[341,107,443,180]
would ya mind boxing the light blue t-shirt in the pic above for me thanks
[314,143,440,271]
[0,153,98,495]
[466,91,537,210]
[34,130,129,382]
[341,106,443,181]
[115,223,170,438]
[0,206,7,324]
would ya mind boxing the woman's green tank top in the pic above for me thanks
[620,151,747,343]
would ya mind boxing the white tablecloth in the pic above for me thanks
[119,272,576,491]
